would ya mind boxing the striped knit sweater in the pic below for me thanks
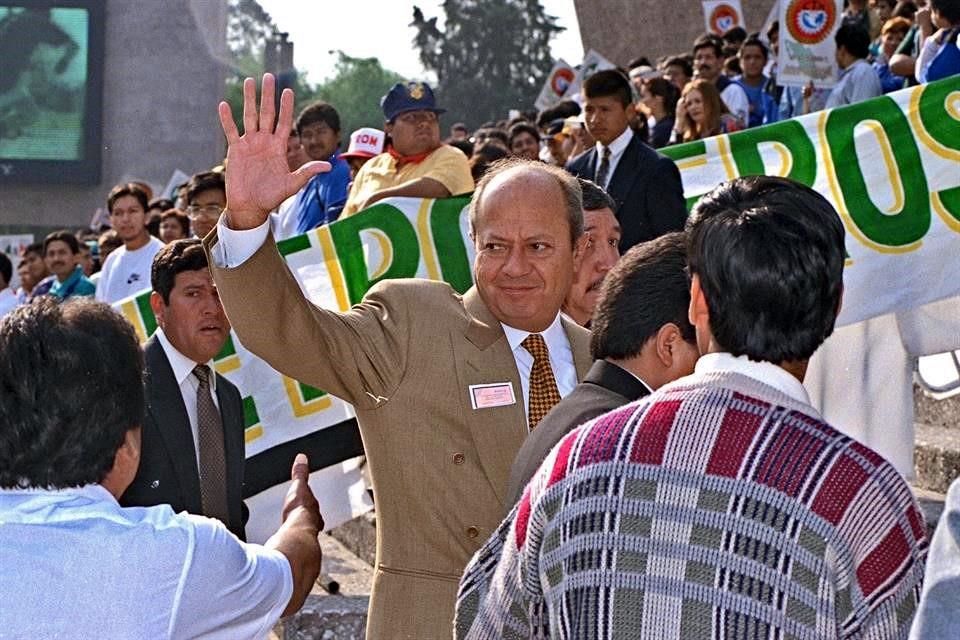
[455,369,928,639]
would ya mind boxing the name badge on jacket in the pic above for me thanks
[469,382,516,410]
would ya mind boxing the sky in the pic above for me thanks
[256,0,584,85]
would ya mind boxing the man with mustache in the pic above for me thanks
[560,179,621,327]
[42,230,95,301]
[120,238,248,540]
[692,33,749,126]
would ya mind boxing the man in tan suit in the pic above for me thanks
[204,75,592,639]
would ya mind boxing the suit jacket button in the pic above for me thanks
[453,453,465,465]
[466,526,479,538]
[150,480,160,489]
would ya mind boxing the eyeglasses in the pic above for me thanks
[186,204,224,219]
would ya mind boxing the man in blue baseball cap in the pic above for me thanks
[341,81,474,216]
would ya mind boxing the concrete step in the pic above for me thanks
[914,385,960,430]
[914,422,960,495]
[328,510,377,567]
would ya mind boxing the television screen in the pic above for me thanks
[0,1,104,184]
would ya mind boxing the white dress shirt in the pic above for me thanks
[592,126,633,191]
[693,351,815,411]
[155,328,218,468]
[502,315,578,424]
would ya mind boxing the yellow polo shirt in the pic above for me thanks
[342,144,474,216]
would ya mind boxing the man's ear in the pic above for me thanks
[572,232,590,274]
[689,274,709,328]
[149,291,166,329]
[654,322,681,367]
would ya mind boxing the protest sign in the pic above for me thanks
[534,59,575,111]
[702,0,744,36]
[562,49,617,101]
[115,77,960,539]
[0,234,33,290]
[778,0,843,87]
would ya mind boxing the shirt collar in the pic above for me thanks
[155,328,217,392]
[594,126,633,159]
[502,313,566,354]
[694,352,810,406]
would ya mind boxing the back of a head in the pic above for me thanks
[835,23,872,59]
[0,252,11,287]
[686,176,845,363]
[582,69,633,107]
[0,298,145,489]
[591,232,695,360]
[930,0,960,24]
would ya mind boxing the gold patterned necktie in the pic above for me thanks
[193,365,229,524]
[522,334,562,430]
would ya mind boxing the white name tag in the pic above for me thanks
[469,382,516,410]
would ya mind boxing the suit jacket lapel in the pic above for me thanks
[216,377,244,526]
[606,134,643,212]
[145,338,202,514]
[457,287,526,505]
[586,359,652,402]
[562,316,592,381]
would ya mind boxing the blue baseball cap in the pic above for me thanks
[381,82,446,122]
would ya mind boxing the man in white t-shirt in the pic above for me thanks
[95,182,165,303]
[0,298,323,638]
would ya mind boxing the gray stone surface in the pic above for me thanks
[273,532,372,639]
[915,422,960,494]
[2,0,227,231]
[329,511,377,567]
[915,386,960,430]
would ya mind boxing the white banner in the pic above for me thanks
[702,0,745,35]
[777,0,843,88]
[562,49,617,101]
[534,59,575,111]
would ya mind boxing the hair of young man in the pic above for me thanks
[536,100,581,130]
[106,182,150,214]
[185,170,225,205]
[447,138,474,158]
[0,252,11,286]
[148,197,174,212]
[723,26,748,44]
[160,208,191,237]
[151,238,210,305]
[647,77,681,115]
[508,122,541,146]
[930,0,960,24]
[0,298,145,489]
[22,241,44,258]
[98,229,122,253]
[473,127,509,146]
[892,0,917,19]
[582,69,633,107]
[43,230,80,255]
[766,20,780,38]
[835,23,872,58]
[468,158,584,245]
[686,176,846,363]
[469,144,510,182]
[693,33,724,58]
[296,101,341,135]
[663,55,694,78]
[590,232,695,360]
[578,178,617,212]
[740,36,769,60]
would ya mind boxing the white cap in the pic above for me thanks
[341,127,385,159]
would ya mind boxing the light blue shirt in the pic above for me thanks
[825,59,883,109]
[0,484,292,638]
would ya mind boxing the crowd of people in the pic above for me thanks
[1,1,960,636]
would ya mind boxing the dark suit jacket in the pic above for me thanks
[121,336,248,540]
[505,359,651,507]
[566,131,687,252]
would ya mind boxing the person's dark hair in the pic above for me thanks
[766,20,780,39]
[22,241,43,259]
[186,170,225,205]
[146,211,162,238]
[469,144,510,182]
[536,100,581,129]
[470,158,583,244]
[151,238,209,305]
[147,197,174,213]
[582,69,633,107]
[835,23,872,59]
[663,55,694,78]
[723,57,742,76]
[472,127,509,147]
[508,122,540,147]
[447,138,474,157]
[647,77,680,116]
[0,298,145,489]
[740,35,769,60]
[723,26,748,44]
[0,252,11,287]
[578,178,616,212]
[106,182,149,214]
[627,55,653,69]
[930,0,960,24]
[590,232,695,360]
[160,208,191,238]
[686,176,845,363]
[296,100,341,134]
[98,229,122,255]
[451,122,469,133]
[43,230,80,255]
[693,33,724,58]
[892,0,917,19]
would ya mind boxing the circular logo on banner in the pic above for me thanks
[786,0,837,44]
[709,4,741,34]
[550,68,575,97]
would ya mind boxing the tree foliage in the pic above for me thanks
[312,52,405,140]
[411,0,564,127]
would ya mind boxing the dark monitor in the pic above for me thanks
[0,1,105,184]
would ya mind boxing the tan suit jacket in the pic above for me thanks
[206,232,591,639]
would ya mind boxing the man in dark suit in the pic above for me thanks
[121,239,247,540]
[566,69,688,252]
[506,232,700,506]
